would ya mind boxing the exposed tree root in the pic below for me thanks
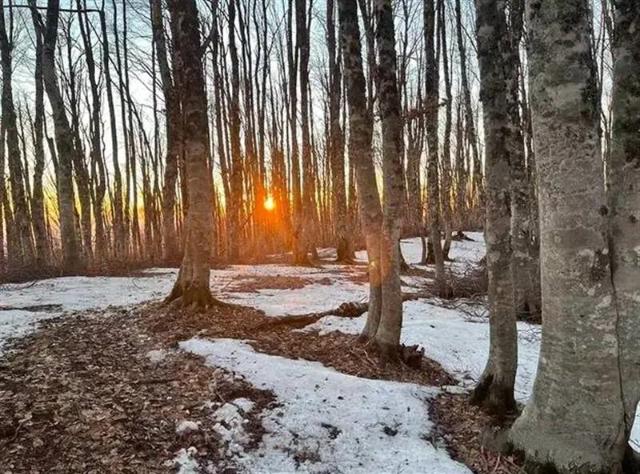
[164,282,231,310]
[255,301,369,330]
[470,373,518,419]
[453,231,475,241]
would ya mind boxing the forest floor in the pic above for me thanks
[1,235,636,473]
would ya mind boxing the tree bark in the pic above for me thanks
[0,1,35,269]
[510,0,629,470]
[337,0,383,340]
[327,0,351,263]
[150,0,180,264]
[372,0,405,355]
[608,0,640,464]
[470,0,517,415]
[165,0,216,307]
[31,0,82,273]
[424,0,447,295]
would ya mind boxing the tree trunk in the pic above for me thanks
[424,0,447,295]
[29,5,49,266]
[150,0,180,264]
[0,1,35,270]
[165,0,216,307]
[99,8,124,259]
[608,0,640,465]
[454,0,483,210]
[510,0,629,470]
[337,0,383,341]
[470,0,517,415]
[327,0,351,263]
[32,0,82,273]
[372,0,405,355]
[228,0,243,261]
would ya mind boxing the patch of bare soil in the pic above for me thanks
[429,393,523,474]
[227,274,332,293]
[145,301,455,387]
[0,308,275,473]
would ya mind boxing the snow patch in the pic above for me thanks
[165,447,200,474]
[180,337,470,473]
[146,349,167,363]
[176,420,200,435]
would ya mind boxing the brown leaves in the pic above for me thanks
[0,307,274,473]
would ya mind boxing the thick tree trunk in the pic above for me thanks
[510,0,629,470]
[165,0,216,307]
[372,0,405,355]
[337,0,383,341]
[608,0,640,462]
[470,0,517,415]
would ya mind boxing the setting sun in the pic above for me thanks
[263,195,276,212]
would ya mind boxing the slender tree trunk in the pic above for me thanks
[228,0,243,261]
[29,6,48,266]
[327,0,351,263]
[99,8,124,260]
[0,1,35,269]
[454,0,482,210]
[470,0,517,415]
[439,0,453,260]
[507,0,538,321]
[424,0,446,294]
[31,0,82,273]
[510,0,629,470]
[78,0,106,263]
[150,0,180,264]
[372,0,405,355]
[337,0,383,340]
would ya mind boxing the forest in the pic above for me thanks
[0,0,638,472]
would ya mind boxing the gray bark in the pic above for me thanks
[337,0,383,340]
[165,0,215,306]
[424,0,446,295]
[372,0,405,354]
[0,1,35,268]
[470,0,517,414]
[32,0,82,273]
[510,0,629,470]
[608,0,640,460]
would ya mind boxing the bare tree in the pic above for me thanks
[165,0,216,306]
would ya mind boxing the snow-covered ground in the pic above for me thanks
[180,338,470,473]
[304,299,540,401]
[3,233,636,469]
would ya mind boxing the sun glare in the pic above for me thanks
[264,195,276,212]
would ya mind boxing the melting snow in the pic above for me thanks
[180,338,471,473]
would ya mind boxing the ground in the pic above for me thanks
[1,234,637,472]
